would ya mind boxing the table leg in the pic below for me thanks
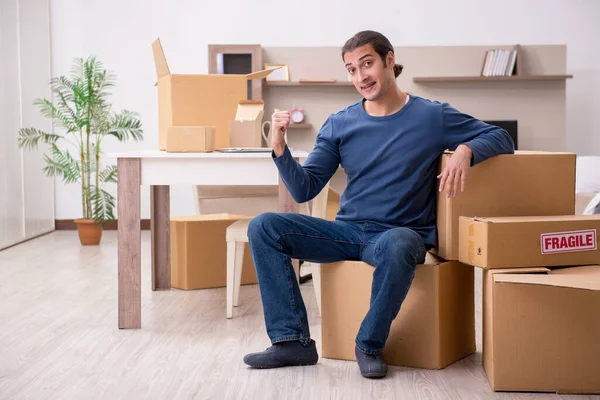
[278,175,300,282]
[151,185,170,290]
[118,158,141,329]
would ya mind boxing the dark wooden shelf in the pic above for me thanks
[413,75,573,83]
[265,81,354,87]
[287,123,312,129]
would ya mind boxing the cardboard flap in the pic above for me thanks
[418,251,445,267]
[461,216,490,223]
[235,101,264,121]
[513,150,575,156]
[152,38,171,80]
[467,215,600,224]
[489,267,550,275]
[246,68,277,80]
[552,264,600,277]
[494,266,600,291]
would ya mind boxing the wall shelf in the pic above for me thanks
[265,81,354,87]
[413,75,573,83]
[287,123,312,129]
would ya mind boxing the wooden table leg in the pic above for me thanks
[118,158,141,329]
[151,185,170,290]
[278,174,300,283]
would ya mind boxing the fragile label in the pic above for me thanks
[541,229,597,254]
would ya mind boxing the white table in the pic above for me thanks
[111,149,309,329]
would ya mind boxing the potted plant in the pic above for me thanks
[18,56,143,245]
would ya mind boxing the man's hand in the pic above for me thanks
[437,144,473,198]
[271,109,290,157]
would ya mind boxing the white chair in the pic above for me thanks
[226,182,331,318]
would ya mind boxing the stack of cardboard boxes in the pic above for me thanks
[321,150,600,394]
[151,38,277,290]
[459,217,600,393]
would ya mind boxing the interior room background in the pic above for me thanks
[1,0,598,242]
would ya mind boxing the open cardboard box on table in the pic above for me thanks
[435,150,576,260]
[152,38,275,150]
[228,100,264,148]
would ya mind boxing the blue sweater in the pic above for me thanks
[273,95,515,248]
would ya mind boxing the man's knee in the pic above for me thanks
[247,212,279,241]
[375,228,424,266]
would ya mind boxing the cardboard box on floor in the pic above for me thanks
[170,214,257,290]
[435,151,576,260]
[228,100,264,148]
[483,265,600,394]
[152,38,275,150]
[321,253,475,369]
[166,126,215,153]
[459,215,600,269]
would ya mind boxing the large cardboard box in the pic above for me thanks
[170,214,257,290]
[152,38,274,150]
[166,126,215,153]
[483,265,600,393]
[228,100,264,148]
[325,187,341,221]
[321,253,475,369]
[195,185,279,216]
[435,151,576,260]
[459,215,600,269]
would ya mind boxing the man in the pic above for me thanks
[243,30,514,378]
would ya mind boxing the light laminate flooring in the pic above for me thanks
[0,231,597,400]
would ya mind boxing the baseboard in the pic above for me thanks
[55,219,152,230]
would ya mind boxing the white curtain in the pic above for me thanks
[0,0,54,250]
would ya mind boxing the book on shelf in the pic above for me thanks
[481,48,518,77]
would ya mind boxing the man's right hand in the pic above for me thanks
[271,109,290,157]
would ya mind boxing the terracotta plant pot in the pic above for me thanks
[75,219,103,245]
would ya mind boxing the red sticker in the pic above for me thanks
[541,229,597,254]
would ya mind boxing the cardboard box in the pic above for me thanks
[170,214,257,290]
[459,215,600,269]
[228,100,264,148]
[321,253,475,369]
[325,187,341,221]
[435,151,576,260]
[483,265,600,393]
[152,38,275,150]
[166,126,215,153]
[195,185,278,216]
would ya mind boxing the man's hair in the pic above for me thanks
[342,30,403,78]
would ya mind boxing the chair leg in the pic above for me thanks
[233,242,245,307]
[226,240,236,319]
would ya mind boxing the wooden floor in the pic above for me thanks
[0,231,597,400]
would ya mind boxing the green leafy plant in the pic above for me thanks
[17,56,143,225]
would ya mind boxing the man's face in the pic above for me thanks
[343,44,392,101]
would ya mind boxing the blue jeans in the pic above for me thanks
[247,212,427,355]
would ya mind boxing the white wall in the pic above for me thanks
[49,0,600,219]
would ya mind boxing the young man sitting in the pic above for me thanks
[243,30,514,378]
